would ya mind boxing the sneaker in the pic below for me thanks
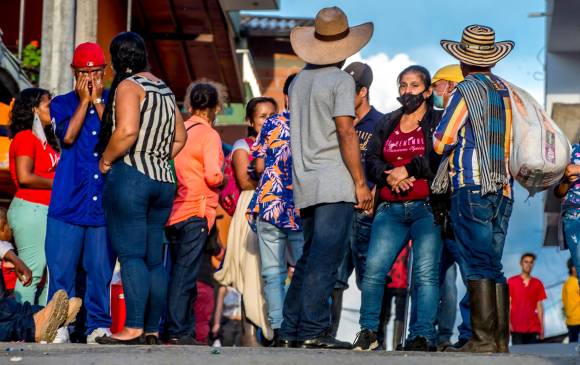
[403,336,437,352]
[52,327,70,344]
[353,329,379,351]
[87,328,112,345]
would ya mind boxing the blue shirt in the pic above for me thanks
[564,143,580,209]
[356,106,383,188]
[48,91,108,226]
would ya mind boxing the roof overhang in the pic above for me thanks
[133,0,245,102]
[547,0,580,53]
[219,0,279,11]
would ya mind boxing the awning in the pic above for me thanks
[132,0,244,102]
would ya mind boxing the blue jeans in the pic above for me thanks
[164,216,208,338]
[336,212,373,290]
[450,186,513,282]
[279,202,354,341]
[437,258,457,343]
[257,219,304,330]
[0,298,41,342]
[360,200,442,344]
[45,217,116,334]
[103,162,175,332]
[564,208,580,274]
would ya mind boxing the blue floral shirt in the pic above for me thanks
[564,143,580,209]
[246,111,301,231]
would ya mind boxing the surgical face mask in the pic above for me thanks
[433,91,445,109]
[433,81,449,109]
[397,91,426,114]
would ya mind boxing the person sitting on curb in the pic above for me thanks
[0,238,82,343]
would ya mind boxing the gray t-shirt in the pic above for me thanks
[289,65,356,209]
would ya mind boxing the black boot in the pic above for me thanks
[495,283,510,353]
[455,279,497,353]
[330,288,344,338]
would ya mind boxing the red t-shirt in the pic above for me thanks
[380,125,429,202]
[9,130,59,206]
[508,275,547,333]
[387,243,411,289]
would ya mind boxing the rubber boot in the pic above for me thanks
[454,279,497,353]
[392,320,405,351]
[330,288,344,338]
[495,283,510,353]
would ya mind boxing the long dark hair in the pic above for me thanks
[245,96,278,137]
[397,65,434,109]
[10,88,60,152]
[96,32,148,154]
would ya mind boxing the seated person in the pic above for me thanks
[0,207,82,343]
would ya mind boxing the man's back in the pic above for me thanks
[289,65,356,209]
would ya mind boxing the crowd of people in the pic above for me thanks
[0,5,578,354]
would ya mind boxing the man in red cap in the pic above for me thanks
[45,42,116,344]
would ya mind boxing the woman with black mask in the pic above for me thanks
[353,65,443,352]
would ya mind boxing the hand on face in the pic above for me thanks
[90,72,104,103]
[75,73,91,103]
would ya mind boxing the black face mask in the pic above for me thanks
[397,91,426,114]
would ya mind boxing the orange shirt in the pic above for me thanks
[167,116,224,228]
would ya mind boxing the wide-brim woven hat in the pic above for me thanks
[440,25,514,67]
[291,7,374,66]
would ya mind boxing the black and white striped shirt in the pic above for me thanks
[114,75,176,183]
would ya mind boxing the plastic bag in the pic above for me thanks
[503,80,571,195]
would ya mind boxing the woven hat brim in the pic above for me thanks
[440,40,514,67]
[291,23,374,65]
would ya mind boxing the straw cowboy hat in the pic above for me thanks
[290,7,374,65]
[440,25,514,67]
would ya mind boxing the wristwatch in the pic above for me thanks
[93,97,105,105]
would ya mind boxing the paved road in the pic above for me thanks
[0,343,576,365]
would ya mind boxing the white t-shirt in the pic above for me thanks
[232,138,251,154]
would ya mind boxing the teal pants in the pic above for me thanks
[7,198,48,305]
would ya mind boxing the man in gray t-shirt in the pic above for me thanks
[290,66,358,208]
[277,6,373,350]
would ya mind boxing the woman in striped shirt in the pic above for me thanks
[95,32,187,345]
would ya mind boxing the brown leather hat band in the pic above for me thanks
[314,28,350,42]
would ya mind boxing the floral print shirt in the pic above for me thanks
[247,111,301,231]
[564,143,580,209]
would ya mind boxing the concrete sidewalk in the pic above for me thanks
[0,343,577,365]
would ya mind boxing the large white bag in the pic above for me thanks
[503,80,571,195]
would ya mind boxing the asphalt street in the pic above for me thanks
[0,343,576,365]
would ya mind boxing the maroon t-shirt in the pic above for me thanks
[380,125,429,202]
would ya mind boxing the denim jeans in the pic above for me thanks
[450,186,513,282]
[437,259,457,343]
[564,208,580,284]
[279,202,354,341]
[360,200,442,344]
[0,298,41,342]
[165,216,208,338]
[103,162,175,332]
[257,219,304,330]
[45,217,116,334]
[441,238,472,342]
[335,212,373,290]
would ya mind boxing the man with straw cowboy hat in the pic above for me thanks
[432,25,515,353]
[277,7,373,349]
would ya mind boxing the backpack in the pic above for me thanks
[219,138,254,216]
[502,80,571,195]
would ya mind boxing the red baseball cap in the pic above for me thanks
[71,42,106,68]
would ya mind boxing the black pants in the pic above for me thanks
[165,216,209,338]
[568,325,580,343]
[377,287,407,345]
[511,332,539,345]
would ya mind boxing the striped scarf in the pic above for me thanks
[433,74,509,195]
